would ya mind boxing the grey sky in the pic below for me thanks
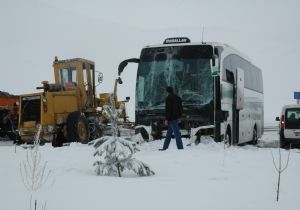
[1,0,299,123]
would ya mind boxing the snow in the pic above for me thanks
[1,130,300,210]
[1,1,299,208]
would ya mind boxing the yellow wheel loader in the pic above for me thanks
[18,57,129,146]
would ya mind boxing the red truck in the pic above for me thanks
[0,91,19,140]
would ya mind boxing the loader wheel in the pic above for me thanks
[67,112,90,144]
[7,132,17,141]
[52,131,64,147]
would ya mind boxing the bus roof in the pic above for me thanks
[143,41,252,63]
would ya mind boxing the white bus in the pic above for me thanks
[118,37,264,145]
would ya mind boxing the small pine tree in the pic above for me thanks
[20,125,50,210]
[93,94,154,177]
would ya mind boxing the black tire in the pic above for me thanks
[7,132,17,141]
[88,118,103,141]
[52,131,64,147]
[90,125,103,141]
[251,127,258,145]
[195,134,201,145]
[0,112,12,138]
[279,133,288,149]
[67,112,90,143]
[135,127,149,141]
[280,138,289,149]
[280,140,288,149]
[224,127,232,146]
[15,139,25,145]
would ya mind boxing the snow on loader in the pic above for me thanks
[0,91,19,140]
[18,57,130,146]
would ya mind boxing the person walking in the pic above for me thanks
[159,86,184,150]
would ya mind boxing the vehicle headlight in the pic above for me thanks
[42,125,54,133]
[47,125,54,132]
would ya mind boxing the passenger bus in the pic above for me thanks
[118,37,264,145]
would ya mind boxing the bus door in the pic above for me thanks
[236,68,245,143]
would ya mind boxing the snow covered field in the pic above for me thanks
[1,130,300,210]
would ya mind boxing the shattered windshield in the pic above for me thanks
[136,45,214,111]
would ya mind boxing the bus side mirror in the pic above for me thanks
[126,96,130,102]
[226,70,234,84]
[275,116,280,121]
[210,55,220,77]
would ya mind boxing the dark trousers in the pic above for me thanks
[162,119,183,150]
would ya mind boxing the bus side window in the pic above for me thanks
[222,55,231,81]
[226,69,234,84]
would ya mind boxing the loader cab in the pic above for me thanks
[53,58,96,109]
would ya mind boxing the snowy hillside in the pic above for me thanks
[1,131,299,210]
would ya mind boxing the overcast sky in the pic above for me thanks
[1,0,300,123]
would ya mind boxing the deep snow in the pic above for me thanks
[0,130,300,210]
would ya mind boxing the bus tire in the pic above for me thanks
[225,127,231,146]
[135,127,149,141]
[67,112,90,144]
[251,126,258,145]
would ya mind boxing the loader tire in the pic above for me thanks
[7,132,17,141]
[67,112,90,144]
[52,131,64,147]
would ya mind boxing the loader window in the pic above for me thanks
[58,67,78,87]
[83,64,89,91]
[20,96,41,123]
[83,69,88,87]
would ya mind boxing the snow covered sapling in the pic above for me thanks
[271,144,291,202]
[20,125,51,210]
[93,94,154,177]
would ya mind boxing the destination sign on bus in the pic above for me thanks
[163,37,191,44]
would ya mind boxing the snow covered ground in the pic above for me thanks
[1,130,300,210]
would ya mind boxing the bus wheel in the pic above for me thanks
[251,127,258,145]
[135,127,149,141]
[224,127,231,146]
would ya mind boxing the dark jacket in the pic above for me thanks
[165,93,183,121]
